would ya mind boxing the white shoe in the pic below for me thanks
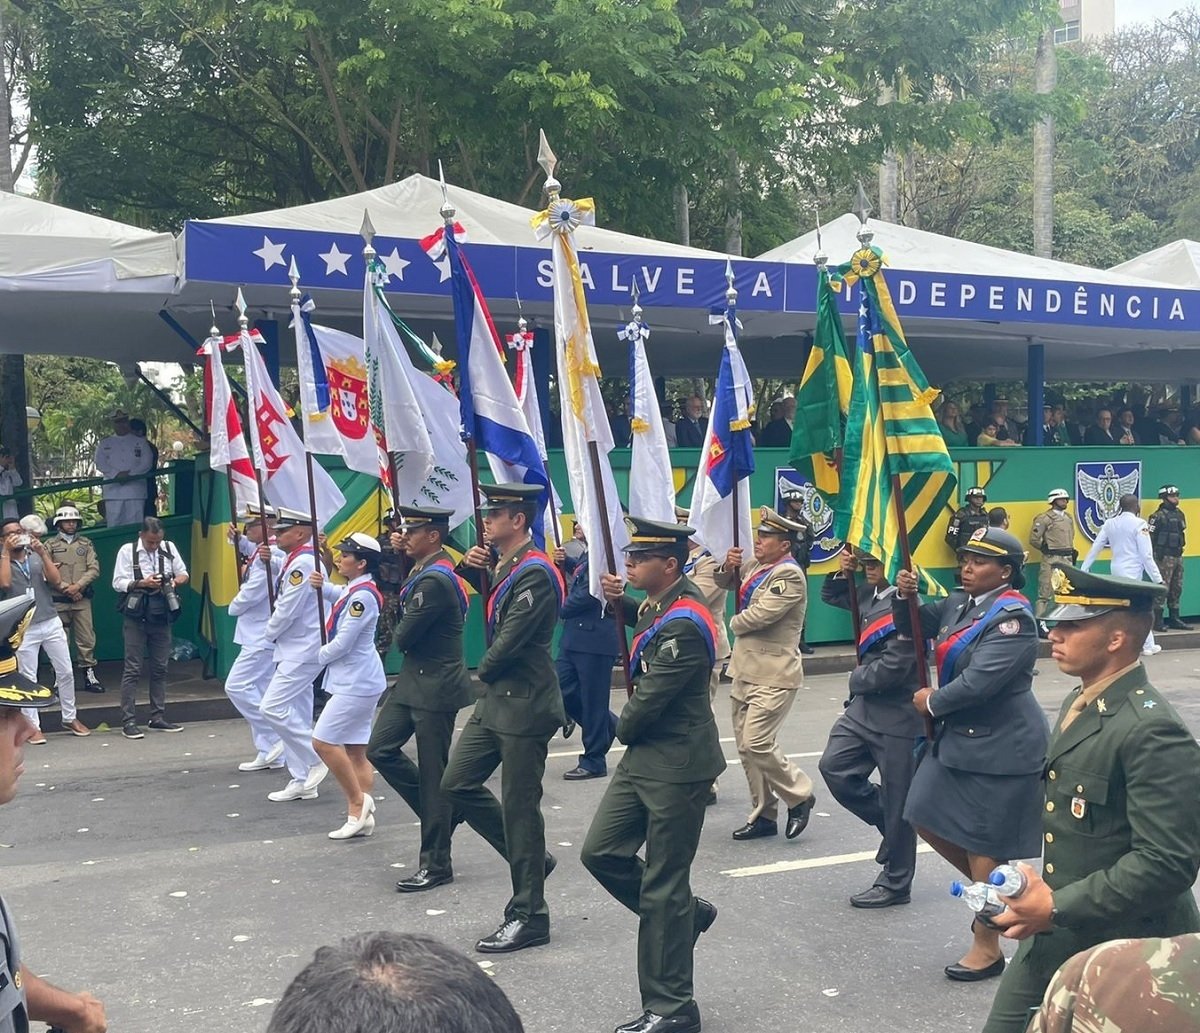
[239,750,286,772]
[328,809,375,840]
[1143,644,1163,656]
[267,779,319,802]
[302,762,329,791]
[263,741,285,766]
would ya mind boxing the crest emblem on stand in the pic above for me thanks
[1075,461,1141,541]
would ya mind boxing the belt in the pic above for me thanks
[1043,549,1075,555]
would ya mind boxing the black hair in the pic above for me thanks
[266,932,524,1033]
[141,516,165,535]
[987,507,1008,527]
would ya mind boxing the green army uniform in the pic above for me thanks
[1028,492,1076,617]
[45,531,100,672]
[582,517,726,1030]
[366,528,472,882]
[983,565,1200,1033]
[441,485,565,942]
[373,514,410,659]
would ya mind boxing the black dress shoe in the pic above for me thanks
[563,765,604,781]
[562,719,577,739]
[799,641,815,655]
[731,816,777,841]
[692,898,717,944]
[945,957,1006,982]
[615,1002,701,1033]
[396,868,453,893]
[475,918,550,954]
[545,851,557,878]
[850,885,911,909]
[785,796,816,839]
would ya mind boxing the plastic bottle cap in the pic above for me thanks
[989,872,1005,886]
[950,881,964,896]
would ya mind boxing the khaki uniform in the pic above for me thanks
[46,532,100,669]
[683,546,729,705]
[716,558,812,823]
[1029,507,1076,616]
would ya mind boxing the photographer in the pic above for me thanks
[111,517,189,739]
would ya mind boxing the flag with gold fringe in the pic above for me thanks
[832,244,954,594]
[788,266,853,497]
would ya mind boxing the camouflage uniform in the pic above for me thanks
[1029,934,1200,1033]
[944,503,989,552]
[374,531,409,659]
[1147,502,1187,627]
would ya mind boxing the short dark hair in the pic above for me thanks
[266,932,524,1033]
[129,418,148,434]
[1098,608,1154,653]
[987,507,1008,527]
[141,517,165,535]
[0,518,19,535]
[1118,494,1139,513]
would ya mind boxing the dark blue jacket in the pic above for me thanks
[559,555,621,657]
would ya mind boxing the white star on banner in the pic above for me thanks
[379,247,411,283]
[433,256,451,283]
[253,236,287,270]
[318,242,351,276]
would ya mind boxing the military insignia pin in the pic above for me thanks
[998,619,1020,636]
[1071,796,1087,820]
[1096,698,1107,714]
[1050,568,1072,594]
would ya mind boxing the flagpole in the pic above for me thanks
[289,262,329,645]
[207,314,246,589]
[236,291,276,611]
[725,268,743,593]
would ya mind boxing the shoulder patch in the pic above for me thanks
[410,590,424,608]
[661,638,679,659]
[997,619,1021,636]
[349,600,365,618]
[770,581,787,595]
[515,588,534,609]
[288,569,304,586]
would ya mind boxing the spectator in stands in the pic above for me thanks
[267,931,525,1033]
[660,401,678,447]
[675,395,708,447]
[1024,405,1065,446]
[963,403,987,446]
[976,420,1020,448]
[95,410,154,527]
[0,449,22,522]
[989,397,1015,442]
[1083,408,1118,446]
[1183,407,1200,445]
[129,418,160,517]
[759,397,795,448]
[937,401,969,448]
[608,399,632,448]
[1151,407,1185,445]
[1114,407,1140,445]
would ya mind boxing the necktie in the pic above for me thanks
[1058,692,1089,732]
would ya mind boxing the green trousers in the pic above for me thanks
[581,766,711,1017]
[441,716,552,928]
[366,696,458,875]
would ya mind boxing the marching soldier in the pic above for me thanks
[945,487,989,553]
[441,483,565,954]
[45,504,104,694]
[1029,488,1076,632]
[586,516,723,1033]
[983,565,1200,1032]
[1148,484,1189,631]
[818,547,921,908]
[366,505,472,893]
[780,485,816,654]
[374,508,410,660]
[260,508,329,803]
[675,506,730,805]
[716,508,816,842]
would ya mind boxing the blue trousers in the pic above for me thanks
[556,648,617,774]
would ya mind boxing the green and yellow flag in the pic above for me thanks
[833,245,955,594]
[788,267,853,497]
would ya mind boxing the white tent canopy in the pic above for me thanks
[1110,240,1200,289]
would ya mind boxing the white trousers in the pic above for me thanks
[1111,561,1158,652]
[259,659,321,780]
[19,617,77,726]
[225,645,282,755]
[103,498,145,529]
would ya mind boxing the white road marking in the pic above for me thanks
[548,735,757,761]
[721,843,935,878]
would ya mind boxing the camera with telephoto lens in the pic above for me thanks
[160,574,181,614]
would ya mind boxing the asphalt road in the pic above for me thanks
[7,648,1200,1033]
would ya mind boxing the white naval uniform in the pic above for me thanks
[95,432,154,528]
[226,541,285,756]
[260,545,323,780]
[1081,510,1164,651]
[312,574,387,745]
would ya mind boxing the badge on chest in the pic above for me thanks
[1071,796,1087,820]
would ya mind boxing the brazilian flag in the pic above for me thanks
[833,246,955,594]
[788,267,853,497]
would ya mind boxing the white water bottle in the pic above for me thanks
[989,864,1028,898]
[949,880,1005,919]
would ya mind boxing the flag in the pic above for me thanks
[200,334,256,514]
[832,245,955,593]
[689,293,756,559]
[363,270,475,528]
[508,326,564,539]
[433,225,551,545]
[293,295,389,484]
[532,191,629,599]
[239,328,346,528]
[789,267,853,497]
[620,315,676,524]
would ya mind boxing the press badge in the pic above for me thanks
[1071,796,1087,820]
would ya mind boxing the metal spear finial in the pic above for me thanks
[360,210,376,258]
[438,159,456,225]
[812,207,828,269]
[537,128,561,201]
[631,276,642,321]
[288,257,301,303]
[515,291,527,334]
[725,258,737,307]
[209,301,220,339]
[235,288,249,331]
[853,180,874,245]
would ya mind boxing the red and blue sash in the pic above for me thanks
[275,545,314,595]
[399,558,470,616]
[857,612,896,659]
[630,597,718,673]
[935,590,1031,686]
[486,550,565,634]
[736,557,799,612]
[325,579,384,636]
[683,548,710,575]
